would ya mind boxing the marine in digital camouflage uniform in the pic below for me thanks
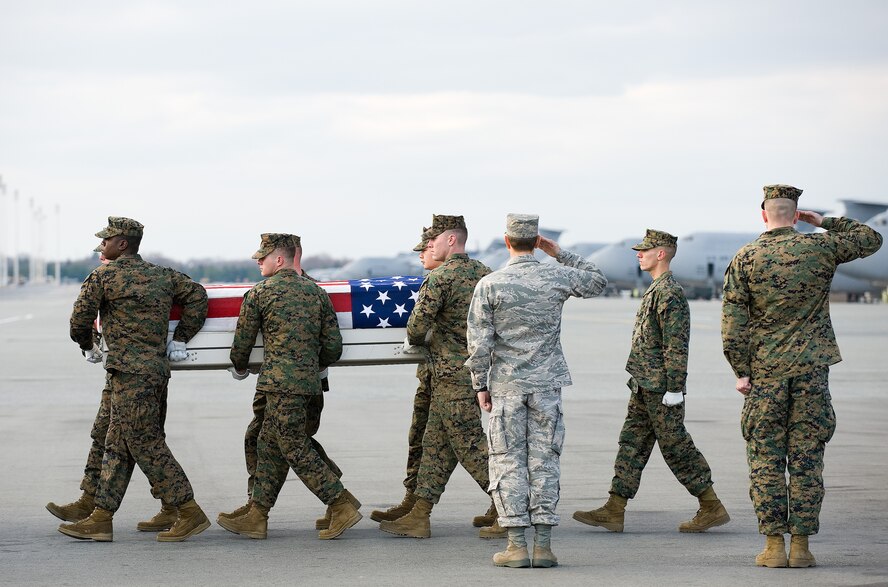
[574,229,730,536]
[60,217,211,543]
[466,214,608,568]
[48,248,172,531]
[222,234,343,532]
[722,185,883,568]
[218,233,361,541]
[379,214,493,539]
[371,229,439,523]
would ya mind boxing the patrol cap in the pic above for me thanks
[93,244,102,253]
[632,229,678,251]
[424,214,466,239]
[412,226,431,252]
[291,234,302,248]
[505,213,539,239]
[761,184,802,209]
[95,217,144,239]
[252,233,296,259]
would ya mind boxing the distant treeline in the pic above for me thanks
[11,253,350,284]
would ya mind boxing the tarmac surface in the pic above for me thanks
[1,284,887,586]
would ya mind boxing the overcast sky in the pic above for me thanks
[2,0,887,262]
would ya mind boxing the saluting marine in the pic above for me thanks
[574,229,730,535]
[61,216,210,543]
[722,185,882,568]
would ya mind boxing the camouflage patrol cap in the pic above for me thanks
[413,226,431,252]
[424,214,467,239]
[291,234,302,248]
[93,244,103,253]
[632,229,678,251]
[95,216,144,239]
[252,233,295,259]
[761,184,802,209]
[505,213,539,239]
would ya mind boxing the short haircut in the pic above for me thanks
[276,245,297,260]
[661,246,676,261]
[506,235,537,252]
[447,228,468,246]
[124,235,142,253]
[764,198,798,223]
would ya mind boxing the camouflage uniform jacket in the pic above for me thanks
[721,217,882,382]
[465,251,607,395]
[231,268,342,395]
[625,271,689,394]
[407,253,491,391]
[70,254,208,377]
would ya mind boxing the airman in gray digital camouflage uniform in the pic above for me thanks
[466,214,608,568]
[722,185,882,568]
[218,234,348,533]
[379,214,496,539]
[218,233,361,541]
[61,217,210,543]
[574,229,730,536]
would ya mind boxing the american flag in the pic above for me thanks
[170,276,424,332]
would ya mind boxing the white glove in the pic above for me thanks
[166,340,188,362]
[83,344,104,364]
[401,336,422,354]
[662,391,684,406]
[228,366,250,381]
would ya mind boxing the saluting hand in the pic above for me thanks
[537,236,561,258]
[797,210,824,227]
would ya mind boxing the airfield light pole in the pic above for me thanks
[0,175,6,287]
[55,204,60,285]
[28,198,35,285]
[12,190,20,286]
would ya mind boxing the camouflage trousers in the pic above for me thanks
[244,390,340,497]
[610,378,713,499]
[487,389,564,528]
[414,384,489,505]
[95,371,192,512]
[403,363,432,491]
[742,367,836,536]
[80,372,168,495]
[251,392,344,509]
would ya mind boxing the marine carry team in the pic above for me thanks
[48,184,882,569]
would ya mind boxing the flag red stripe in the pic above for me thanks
[170,291,352,320]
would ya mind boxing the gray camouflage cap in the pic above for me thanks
[252,233,296,259]
[762,184,802,209]
[632,228,678,251]
[506,213,539,239]
[425,214,466,239]
[95,216,144,239]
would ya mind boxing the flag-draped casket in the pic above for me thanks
[169,276,424,370]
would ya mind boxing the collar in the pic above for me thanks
[760,226,797,239]
[507,254,538,266]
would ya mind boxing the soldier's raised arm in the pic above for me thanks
[170,270,208,344]
[70,270,103,352]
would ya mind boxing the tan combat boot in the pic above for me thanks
[379,497,432,538]
[316,489,362,529]
[136,502,178,532]
[217,503,269,539]
[46,491,95,523]
[473,501,497,528]
[217,500,252,522]
[532,545,559,568]
[492,542,531,568]
[755,534,788,568]
[788,535,816,568]
[318,491,363,540]
[572,494,627,532]
[479,519,508,539]
[157,499,211,542]
[370,490,417,523]
[679,487,731,532]
[58,507,113,542]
